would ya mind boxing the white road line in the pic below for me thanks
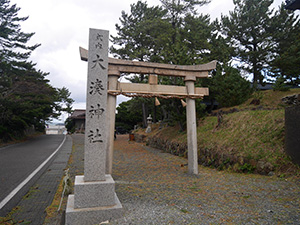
[0,135,67,210]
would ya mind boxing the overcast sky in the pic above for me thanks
[10,0,287,121]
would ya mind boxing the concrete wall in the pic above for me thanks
[285,105,300,165]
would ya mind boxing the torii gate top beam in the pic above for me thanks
[80,47,217,78]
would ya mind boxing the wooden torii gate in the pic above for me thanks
[80,47,216,175]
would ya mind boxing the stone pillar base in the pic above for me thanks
[66,194,122,225]
[66,175,122,225]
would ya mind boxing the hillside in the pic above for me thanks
[134,89,300,177]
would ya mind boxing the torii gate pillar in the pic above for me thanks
[106,69,120,174]
[185,76,198,175]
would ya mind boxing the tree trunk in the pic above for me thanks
[252,43,259,87]
[162,106,168,121]
[153,99,157,123]
[172,99,185,132]
[142,102,148,128]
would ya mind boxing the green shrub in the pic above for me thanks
[210,66,253,107]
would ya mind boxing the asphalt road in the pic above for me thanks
[0,134,65,216]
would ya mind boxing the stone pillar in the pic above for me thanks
[66,29,122,225]
[106,69,120,174]
[185,76,198,175]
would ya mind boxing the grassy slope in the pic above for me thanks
[198,110,286,167]
[136,89,300,176]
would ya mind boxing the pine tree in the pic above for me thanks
[220,0,274,85]
[110,1,167,62]
[0,0,74,141]
[270,3,300,85]
[0,0,40,72]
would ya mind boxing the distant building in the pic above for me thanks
[69,109,86,132]
[46,124,66,135]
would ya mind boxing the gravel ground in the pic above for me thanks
[69,134,300,225]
